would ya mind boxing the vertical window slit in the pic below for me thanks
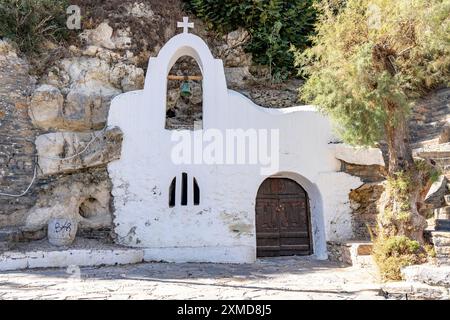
[169,177,176,207]
[193,178,200,205]
[181,172,188,206]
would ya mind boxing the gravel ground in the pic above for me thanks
[0,256,384,300]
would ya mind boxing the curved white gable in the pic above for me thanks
[107,29,363,263]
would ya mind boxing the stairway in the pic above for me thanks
[433,187,450,265]
[409,88,450,148]
[413,142,450,265]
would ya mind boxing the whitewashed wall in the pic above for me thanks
[107,32,362,263]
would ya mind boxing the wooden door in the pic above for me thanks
[256,178,312,257]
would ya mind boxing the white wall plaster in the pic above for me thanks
[107,30,359,263]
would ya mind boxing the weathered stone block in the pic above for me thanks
[25,168,113,232]
[432,231,450,247]
[425,175,447,206]
[29,85,64,130]
[35,127,123,176]
[64,85,121,130]
[47,218,78,246]
[402,264,450,288]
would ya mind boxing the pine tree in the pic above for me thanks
[295,0,449,244]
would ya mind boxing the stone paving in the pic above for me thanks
[0,256,384,300]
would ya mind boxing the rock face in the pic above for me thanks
[35,127,123,176]
[0,40,37,225]
[349,183,385,240]
[25,168,112,233]
[79,22,116,50]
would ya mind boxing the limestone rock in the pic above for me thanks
[29,85,64,130]
[225,67,255,88]
[110,63,144,92]
[125,2,155,18]
[24,168,113,232]
[382,281,449,300]
[334,144,385,166]
[36,127,123,176]
[225,28,250,48]
[79,22,116,49]
[238,79,302,108]
[112,29,133,50]
[167,88,180,110]
[349,183,385,240]
[60,57,111,86]
[47,218,78,246]
[425,175,447,205]
[217,28,252,68]
[64,85,121,130]
[402,264,450,288]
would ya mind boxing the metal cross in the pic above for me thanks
[177,17,194,34]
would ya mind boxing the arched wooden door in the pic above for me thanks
[255,178,312,257]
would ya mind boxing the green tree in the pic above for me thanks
[185,0,317,81]
[0,0,70,54]
[295,0,449,244]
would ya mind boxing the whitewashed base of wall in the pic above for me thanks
[0,246,259,271]
[0,248,144,271]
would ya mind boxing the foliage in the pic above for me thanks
[0,0,70,54]
[294,0,450,146]
[379,172,414,228]
[184,0,317,81]
[372,235,425,280]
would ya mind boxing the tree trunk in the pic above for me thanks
[385,111,414,175]
[378,107,427,243]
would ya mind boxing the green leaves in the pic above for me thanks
[294,0,450,147]
[184,0,317,80]
[0,0,70,54]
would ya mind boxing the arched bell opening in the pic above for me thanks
[165,56,203,130]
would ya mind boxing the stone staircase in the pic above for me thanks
[415,143,450,265]
[432,189,450,265]
[382,264,450,299]
[409,88,450,148]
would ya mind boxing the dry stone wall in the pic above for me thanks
[0,41,37,227]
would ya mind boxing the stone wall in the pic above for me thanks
[0,1,297,245]
[0,41,37,227]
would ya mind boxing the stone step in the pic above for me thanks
[432,231,450,247]
[435,219,450,231]
[435,207,450,219]
[381,281,450,300]
[436,257,450,266]
[435,246,450,256]
[445,195,450,206]
[401,264,450,287]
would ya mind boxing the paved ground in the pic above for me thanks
[0,256,384,300]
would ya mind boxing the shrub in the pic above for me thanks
[372,235,425,281]
[0,0,70,54]
[184,0,317,81]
